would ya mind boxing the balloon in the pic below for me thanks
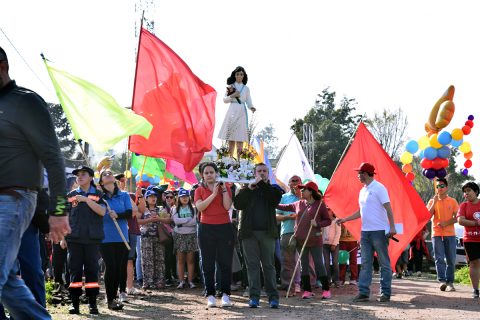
[124,170,132,179]
[437,146,451,159]
[405,172,415,182]
[451,128,463,141]
[429,134,442,149]
[461,168,469,176]
[94,171,100,179]
[464,160,473,168]
[441,158,450,168]
[153,176,161,184]
[131,167,138,175]
[418,136,430,150]
[450,139,463,148]
[142,174,148,181]
[465,120,474,128]
[420,158,433,169]
[459,141,471,154]
[462,125,471,135]
[146,173,154,178]
[464,151,473,159]
[437,131,452,145]
[425,85,455,133]
[436,168,447,178]
[318,178,330,194]
[424,147,438,160]
[338,250,349,265]
[405,140,419,154]
[423,168,436,180]
[432,158,444,170]
[400,151,413,164]
[402,164,413,173]
[135,175,141,182]
[468,115,474,121]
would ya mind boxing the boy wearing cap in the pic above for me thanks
[337,162,396,303]
[66,166,106,314]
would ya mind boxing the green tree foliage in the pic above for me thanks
[47,103,83,168]
[257,123,279,158]
[364,108,408,160]
[291,88,361,178]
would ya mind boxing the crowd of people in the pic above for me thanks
[1,47,480,319]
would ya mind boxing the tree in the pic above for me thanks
[257,123,279,158]
[364,108,408,160]
[47,103,84,168]
[291,88,362,178]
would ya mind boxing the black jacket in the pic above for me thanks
[0,81,66,212]
[66,187,105,243]
[234,180,282,240]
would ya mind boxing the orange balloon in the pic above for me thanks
[464,151,473,159]
[402,164,413,173]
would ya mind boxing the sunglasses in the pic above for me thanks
[166,196,174,199]
[436,184,446,189]
[290,179,300,183]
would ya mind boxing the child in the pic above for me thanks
[322,208,341,287]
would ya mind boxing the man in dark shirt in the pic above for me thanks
[234,163,282,309]
[0,46,70,319]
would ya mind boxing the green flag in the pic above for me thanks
[44,61,153,151]
[131,154,173,180]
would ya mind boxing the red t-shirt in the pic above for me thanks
[194,185,232,225]
[457,201,480,242]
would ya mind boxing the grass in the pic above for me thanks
[454,265,471,284]
[45,280,55,305]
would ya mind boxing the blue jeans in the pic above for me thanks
[0,190,51,319]
[432,236,456,283]
[358,230,392,297]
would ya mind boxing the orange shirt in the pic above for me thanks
[428,196,459,237]
[339,225,357,242]
[194,185,232,225]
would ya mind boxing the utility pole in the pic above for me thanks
[302,124,314,169]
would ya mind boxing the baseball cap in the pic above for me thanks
[354,162,376,174]
[72,166,95,177]
[297,181,319,193]
[178,188,189,197]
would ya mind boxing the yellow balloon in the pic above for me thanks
[459,141,471,154]
[429,134,442,149]
[400,151,413,165]
[124,170,132,179]
[146,173,154,178]
[94,171,100,179]
[451,128,464,141]
[418,136,430,150]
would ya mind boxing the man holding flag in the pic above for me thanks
[337,162,396,303]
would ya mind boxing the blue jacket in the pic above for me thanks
[102,189,132,243]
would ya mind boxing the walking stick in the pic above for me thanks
[286,200,323,298]
[103,199,131,251]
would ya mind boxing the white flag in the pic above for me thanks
[275,134,315,186]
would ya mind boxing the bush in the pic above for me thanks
[454,265,471,284]
[45,280,55,304]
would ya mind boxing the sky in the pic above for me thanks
[1,0,478,179]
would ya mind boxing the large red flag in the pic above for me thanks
[129,28,217,171]
[324,122,431,270]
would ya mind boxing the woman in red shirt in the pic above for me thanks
[458,181,480,299]
[194,162,234,308]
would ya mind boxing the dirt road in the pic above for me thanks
[50,275,479,319]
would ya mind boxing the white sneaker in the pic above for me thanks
[446,283,456,292]
[207,295,216,308]
[189,282,196,289]
[294,283,301,293]
[177,281,186,289]
[349,280,358,286]
[243,287,249,297]
[127,287,141,295]
[221,294,233,307]
[119,292,128,303]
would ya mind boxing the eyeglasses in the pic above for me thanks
[102,172,113,176]
[166,196,174,199]
[436,184,447,189]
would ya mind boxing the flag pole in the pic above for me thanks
[330,114,366,178]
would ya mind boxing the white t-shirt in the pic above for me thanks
[359,180,391,232]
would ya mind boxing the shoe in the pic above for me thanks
[248,298,259,308]
[377,294,390,302]
[260,290,267,297]
[215,290,223,298]
[333,281,340,288]
[269,299,279,309]
[446,283,456,292]
[189,282,196,289]
[119,292,128,303]
[107,300,123,310]
[439,283,447,291]
[243,287,249,297]
[221,294,233,307]
[302,291,314,299]
[340,281,345,286]
[88,296,99,315]
[177,281,186,289]
[415,271,422,277]
[68,297,80,314]
[127,287,141,295]
[322,290,332,299]
[207,295,216,308]
[295,283,301,293]
[352,294,369,302]
[349,280,358,286]
[165,278,173,287]
[472,289,480,298]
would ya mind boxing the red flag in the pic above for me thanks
[129,28,217,171]
[324,122,431,270]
